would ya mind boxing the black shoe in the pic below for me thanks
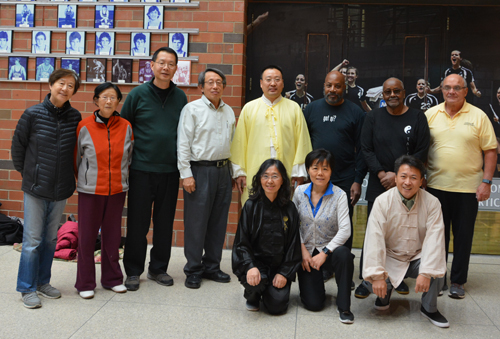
[124,276,140,291]
[374,289,392,311]
[246,301,260,311]
[202,270,231,283]
[337,308,355,324]
[147,271,173,286]
[185,274,202,289]
[354,282,370,299]
[395,280,409,295]
[420,306,449,328]
[323,270,334,282]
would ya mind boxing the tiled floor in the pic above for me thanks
[1,245,499,338]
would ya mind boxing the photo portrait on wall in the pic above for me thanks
[131,32,150,56]
[58,4,77,28]
[144,6,162,30]
[66,31,85,55]
[32,31,51,54]
[51,0,70,2]
[0,31,13,54]
[172,60,191,86]
[61,57,81,75]
[138,59,154,83]
[8,57,28,81]
[95,32,115,56]
[112,59,132,83]
[87,58,107,83]
[79,0,97,2]
[16,4,34,28]
[169,33,188,57]
[36,57,55,81]
[110,0,128,2]
[142,0,160,2]
[170,0,191,3]
[95,5,114,29]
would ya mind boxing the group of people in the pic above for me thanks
[11,47,496,330]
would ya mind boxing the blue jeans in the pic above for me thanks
[17,193,67,293]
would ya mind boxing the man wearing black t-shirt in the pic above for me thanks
[286,74,314,110]
[405,79,439,112]
[355,77,431,299]
[345,67,371,113]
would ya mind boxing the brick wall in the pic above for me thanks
[0,0,246,249]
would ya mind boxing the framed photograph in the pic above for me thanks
[8,57,28,81]
[58,4,76,28]
[79,0,97,2]
[95,32,114,56]
[169,33,188,57]
[51,0,69,2]
[95,5,114,29]
[142,0,160,2]
[131,32,150,57]
[66,31,85,55]
[170,0,190,2]
[144,6,162,30]
[16,4,34,28]
[138,59,154,84]
[0,30,13,54]
[110,0,128,2]
[61,58,80,76]
[112,59,132,83]
[36,57,55,81]
[172,60,191,86]
[32,31,51,54]
[87,58,107,83]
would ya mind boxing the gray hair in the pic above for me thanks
[198,67,226,87]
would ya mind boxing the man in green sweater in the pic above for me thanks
[121,47,188,291]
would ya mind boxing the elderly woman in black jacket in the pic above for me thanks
[11,69,81,309]
[232,159,301,315]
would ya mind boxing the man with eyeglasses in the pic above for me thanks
[177,68,235,289]
[425,74,497,299]
[231,65,312,203]
[120,47,188,291]
[356,77,430,298]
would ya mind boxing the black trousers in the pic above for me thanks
[124,169,179,276]
[427,187,478,285]
[297,246,353,312]
[183,163,232,276]
[241,269,292,315]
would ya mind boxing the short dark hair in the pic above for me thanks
[394,155,426,178]
[198,67,226,87]
[99,32,111,43]
[249,159,291,207]
[172,33,185,45]
[134,33,146,45]
[0,31,8,40]
[147,5,160,17]
[347,66,358,76]
[35,31,46,40]
[48,68,81,94]
[152,47,178,64]
[69,31,81,42]
[260,65,283,79]
[305,149,335,174]
[93,82,123,103]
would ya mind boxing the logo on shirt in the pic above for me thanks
[404,125,412,134]
[464,122,475,127]
[283,216,289,231]
[323,115,337,122]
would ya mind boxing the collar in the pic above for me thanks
[261,95,282,107]
[201,94,225,110]
[438,101,470,117]
[93,109,119,124]
[398,190,417,210]
[304,182,334,199]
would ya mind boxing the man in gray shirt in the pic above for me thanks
[177,68,235,289]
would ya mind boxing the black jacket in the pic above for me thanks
[11,94,81,201]
[232,196,302,283]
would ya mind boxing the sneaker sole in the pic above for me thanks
[147,273,173,286]
[374,304,390,311]
[337,309,354,324]
[23,302,41,309]
[448,292,465,299]
[246,305,259,311]
[354,293,370,299]
[36,291,61,299]
[420,310,450,328]
[395,290,409,295]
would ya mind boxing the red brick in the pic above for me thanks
[0,140,11,150]
[0,130,12,140]
[173,220,184,231]
[174,230,184,247]
[208,22,234,32]
[164,11,193,22]
[193,12,224,23]
[224,12,245,23]
[233,64,244,76]
[0,171,7,180]
[209,2,234,11]
[0,190,8,200]
[226,223,237,234]
[10,171,22,181]
[223,54,244,64]
[198,54,223,64]
[178,21,207,31]
[0,200,22,211]
[235,1,245,12]
[208,44,224,53]
[9,190,24,201]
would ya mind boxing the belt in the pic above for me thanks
[191,159,229,168]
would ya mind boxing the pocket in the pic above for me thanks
[31,164,39,190]
[85,159,89,185]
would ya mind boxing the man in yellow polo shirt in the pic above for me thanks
[425,74,497,299]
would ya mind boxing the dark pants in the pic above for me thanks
[123,169,179,276]
[358,201,374,279]
[183,163,232,276]
[427,187,478,285]
[334,180,355,250]
[76,192,126,291]
[241,269,292,315]
[297,246,354,311]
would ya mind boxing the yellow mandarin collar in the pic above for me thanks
[261,95,283,107]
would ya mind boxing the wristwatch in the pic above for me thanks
[322,247,331,255]
[482,179,493,185]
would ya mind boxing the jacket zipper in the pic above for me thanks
[108,124,111,195]
[85,159,89,185]
[54,119,61,201]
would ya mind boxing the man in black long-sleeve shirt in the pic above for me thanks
[304,70,367,251]
[356,77,430,298]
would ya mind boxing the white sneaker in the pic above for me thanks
[79,290,94,299]
[111,284,127,293]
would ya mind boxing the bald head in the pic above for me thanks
[383,77,404,89]
[383,77,406,111]
[441,74,467,106]
[324,71,346,106]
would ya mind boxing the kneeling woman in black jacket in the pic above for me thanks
[11,69,82,309]
[232,159,301,315]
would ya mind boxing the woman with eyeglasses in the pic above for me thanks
[232,159,301,315]
[75,82,134,299]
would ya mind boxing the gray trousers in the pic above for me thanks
[363,259,444,312]
[183,163,232,276]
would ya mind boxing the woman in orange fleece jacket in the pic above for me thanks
[74,82,134,299]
